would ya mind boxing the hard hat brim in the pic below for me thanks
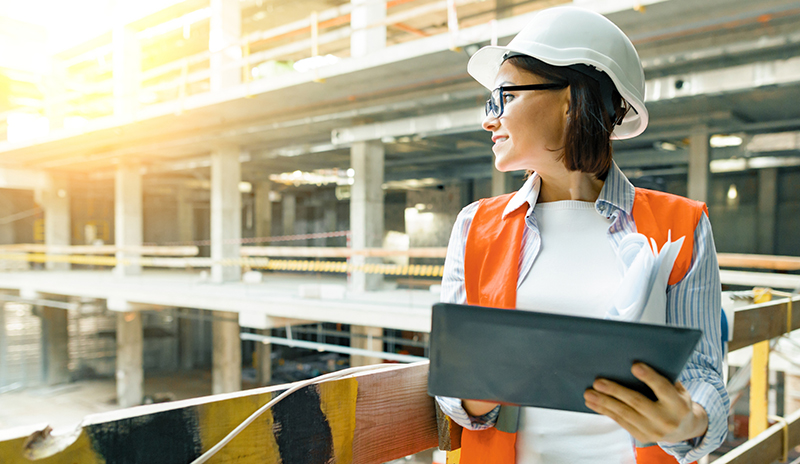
[467,45,648,140]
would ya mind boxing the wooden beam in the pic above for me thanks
[0,362,438,464]
[240,247,447,258]
[729,296,800,352]
[714,408,800,464]
[718,253,800,271]
[0,244,199,256]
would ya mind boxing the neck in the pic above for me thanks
[538,169,604,203]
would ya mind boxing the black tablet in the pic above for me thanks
[427,302,703,414]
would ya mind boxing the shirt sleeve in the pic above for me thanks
[658,212,730,464]
[435,202,501,430]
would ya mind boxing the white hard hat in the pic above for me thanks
[468,6,648,140]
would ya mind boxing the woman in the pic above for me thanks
[436,6,729,464]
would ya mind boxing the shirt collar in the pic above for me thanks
[502,172,541,219]
[500,162,634,219]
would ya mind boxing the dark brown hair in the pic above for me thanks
[504,55,627,181]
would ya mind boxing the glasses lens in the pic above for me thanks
[489,88,502,117]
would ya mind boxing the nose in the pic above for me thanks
[482,112,499,132]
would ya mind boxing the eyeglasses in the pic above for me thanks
[485,83,569,118]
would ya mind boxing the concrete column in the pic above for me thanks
[350,0,387,58]
[0,302,7,387]
[323,200,337,246]
[255,181,272,239]
[688,125,710,203]
[211,145,241,283]
[350,141,384,292]
[491,166,512,197]
[116,311,143,408]
[40,305,70,385]
[256,329,271,386]
[0,192,14,245]
[282,193,296,237]
[757,168,778,255]
[44,176,71,271]
[112,25,140,119]
[350,325,383,367]
[209,0,242,91]
[212,311,241,394]
[177,188,194,244]
[114,163,143,277]
[179,315,194,370]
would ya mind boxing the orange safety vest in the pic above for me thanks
[453,187,708,464]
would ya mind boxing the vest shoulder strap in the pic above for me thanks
[631,188,708,285]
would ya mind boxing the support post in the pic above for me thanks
[0,301,6,387]
[688,125,710,203]
[212,311,241,394]
[179,315,194,370]
[350,141,384,292]
[282,193,296,237]
[255,181,272,240]
[211,144,241,283]
[114,163,143,276]
[116,311,143,408]
[209,0,242,91]
[350,325,383,367]
[43,175,71,271]
[40,304,70,385]
[757,168,778,255]
[112,25,140,120]
[256,329,272,386]
[491,166,512,197]
[177,188,194,245]
[750,289,772,438]
[350,0,387,58]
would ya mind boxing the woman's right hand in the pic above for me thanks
[462,399,501,417]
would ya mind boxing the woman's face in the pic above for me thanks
[482,61,570,174]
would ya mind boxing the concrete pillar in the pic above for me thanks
[44,176,71,271]
[491,166,512,197]
[0,192,14,245]
[209,0,242,91]
[256,329,271,386]
[116,311,143,408]
[112,25,140,119]
[688,125,710,203]
[323,200,337,246]
[255,181,272,239]
[40,305,70,385]
[114,163,143,277]
[350,0,387,58]
[757,168,778,255]
[0,302,7,387]
[179,315,194,370]
[350,325,383,367]
[177,188,194,244]
[210,145,241,283]
[350,141,384,292]
[212,311,241,394]
[282,193,296,237]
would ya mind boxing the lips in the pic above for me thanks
[492,135,508,144]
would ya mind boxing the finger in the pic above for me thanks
[584,391,651,442]
[632,363,677,401]
[592,378,659,417]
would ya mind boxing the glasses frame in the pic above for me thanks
[485,83,569,118]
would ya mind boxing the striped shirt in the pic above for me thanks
[436,162,729,464]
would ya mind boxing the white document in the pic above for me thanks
[604,231,685,324]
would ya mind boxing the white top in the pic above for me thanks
[515,201,633,464]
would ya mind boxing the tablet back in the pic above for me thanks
[428,303,702,414]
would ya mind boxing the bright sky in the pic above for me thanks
[0,0,185,53]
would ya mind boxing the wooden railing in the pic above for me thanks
[1,296,799,463]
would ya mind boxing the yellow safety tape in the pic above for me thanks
[0,253,444,277]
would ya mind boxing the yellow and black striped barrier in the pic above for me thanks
[0,253,445,277]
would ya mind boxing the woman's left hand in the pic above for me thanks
[584,362,708,444]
